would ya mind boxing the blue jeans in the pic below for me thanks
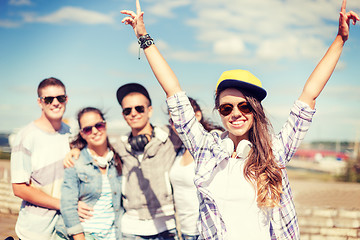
[181,234,199,240]
[121,228,179,240]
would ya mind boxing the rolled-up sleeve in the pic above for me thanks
[273,100,316,166]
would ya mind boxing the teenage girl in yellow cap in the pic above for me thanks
[121,0,359,239]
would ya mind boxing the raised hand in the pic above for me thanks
[338,0,359,42]
[121,0,147,38]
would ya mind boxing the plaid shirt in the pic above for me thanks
[167,92,316,240]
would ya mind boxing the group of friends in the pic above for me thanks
[10,0,359,239]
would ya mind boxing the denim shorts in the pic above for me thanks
[121,228,179,240]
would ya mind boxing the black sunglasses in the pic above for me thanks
[40,95,67,104]
[218,102,252,116]
[81,121,106,135]
[122,105,146,116]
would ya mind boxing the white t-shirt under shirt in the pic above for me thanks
[206,140,271,240]
[169,148,199,236]
[11,122,71,240]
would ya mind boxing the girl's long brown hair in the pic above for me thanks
[70,107,122,175]
[189,97,224,132]
[215,91,283,208]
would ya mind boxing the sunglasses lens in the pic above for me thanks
[56,95,67,103]
[95,122,106,131]
[123,106,145,116]
[81,121,106,135]
[43,97,55,104]
[123,108,132,116]
[238,102,251,114]
[82,126,93,135]
[135,106,145,113]
[219,102,251,116]
[219,104,233,116]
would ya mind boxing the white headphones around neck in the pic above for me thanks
[87,148,114,168]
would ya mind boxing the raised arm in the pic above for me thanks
[298,0,359,109]
[121,0,182,97]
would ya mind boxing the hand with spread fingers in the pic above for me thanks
[338,0,359,42]
[121,0,147,38]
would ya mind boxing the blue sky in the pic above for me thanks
[1,0,360,142]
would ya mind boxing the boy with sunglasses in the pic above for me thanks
[10,77,71,239]
[115,83,180,240]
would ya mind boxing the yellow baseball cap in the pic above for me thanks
[215,69,267,101]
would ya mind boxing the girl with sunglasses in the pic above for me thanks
[169,97,223,240]
[122,0,358,239]
[56,107,123,240]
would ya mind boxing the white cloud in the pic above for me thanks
[213,37,245,55]
[0,19,20,28]
[22,6,115,25]
[147,0,191,18]
[256,36,327,60]
[158,0,360,63]
[9,0,31,6]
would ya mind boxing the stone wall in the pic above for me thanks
[298,206,360,240]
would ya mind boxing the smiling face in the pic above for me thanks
[79,111,108,150]
[218,88,254,144]
[37,85,67,122]
[121,92,152,133]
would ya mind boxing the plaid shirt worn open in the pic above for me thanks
[167,92,316,240]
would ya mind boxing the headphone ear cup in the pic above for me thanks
[128,134,149,152]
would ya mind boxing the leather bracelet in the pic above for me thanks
[138,34,154,49]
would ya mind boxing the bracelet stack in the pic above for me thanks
[138,34,154,49]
